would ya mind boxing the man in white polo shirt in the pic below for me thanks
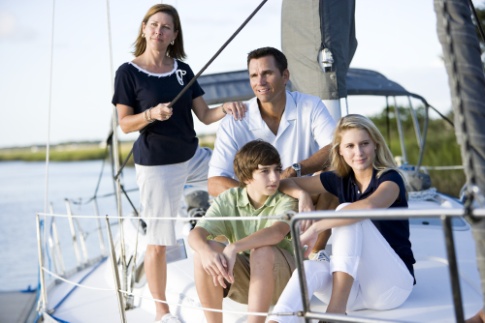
[208,47,335,195]
[208,47,337,255]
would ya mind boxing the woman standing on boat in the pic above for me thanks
[268,114,416,322]
[112,4,245,323]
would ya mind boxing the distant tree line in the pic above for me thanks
[369,107,464,197]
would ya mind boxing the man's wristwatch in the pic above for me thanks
[291,163,302,177]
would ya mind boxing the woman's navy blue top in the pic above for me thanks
[112,60,204,166]
[320,169,416,282]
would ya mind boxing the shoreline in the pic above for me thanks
[0,135,216,162]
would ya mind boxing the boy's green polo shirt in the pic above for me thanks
[196,187,298,255]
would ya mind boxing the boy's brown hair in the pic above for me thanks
[233,140,282,187]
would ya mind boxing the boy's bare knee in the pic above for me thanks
[192,251,203,267]
[250,246,276,265]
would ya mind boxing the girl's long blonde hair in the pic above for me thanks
[330,114,397,178]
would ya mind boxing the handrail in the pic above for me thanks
[289,208,485,323]
[295,208,485,220]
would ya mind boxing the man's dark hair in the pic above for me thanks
[247,47,288,74]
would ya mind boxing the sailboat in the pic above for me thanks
[31,66,483,323]
[29,0,485,322]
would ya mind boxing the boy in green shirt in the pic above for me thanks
[188,140,298,323]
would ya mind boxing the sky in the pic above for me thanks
[0,0,482,148]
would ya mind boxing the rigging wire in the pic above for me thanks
[69,143,138,217]
[37,0,57,317]
[44,0,57,216]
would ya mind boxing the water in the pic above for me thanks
[0,161,138,291]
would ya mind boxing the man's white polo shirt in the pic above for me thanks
[208,91,336,179]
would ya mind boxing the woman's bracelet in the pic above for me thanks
[221,103,227,115]
[144,108,155,123]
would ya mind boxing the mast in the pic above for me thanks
[434,0,485,315]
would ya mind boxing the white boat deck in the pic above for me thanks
[39,218,483,323]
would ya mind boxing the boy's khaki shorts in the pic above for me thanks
[224,246,295,304]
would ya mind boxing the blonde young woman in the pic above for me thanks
[111,4,245,323]
[268,114,416,322]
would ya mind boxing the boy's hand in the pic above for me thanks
[200,250,232,288]
[222,244,237,284]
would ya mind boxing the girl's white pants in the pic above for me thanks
[268,205,414,322]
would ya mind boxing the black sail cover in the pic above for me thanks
[434,0,485,308]
[198,68,422,105]
[281,0,357,100]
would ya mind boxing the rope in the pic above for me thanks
[42,267,111,292]
[40,265,298,319]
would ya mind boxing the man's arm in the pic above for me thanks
[281,144,331,179]
[281,96,336,179]
[208,176,240,197]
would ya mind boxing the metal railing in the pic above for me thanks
[289,207,485,323]
[35,201,485,322]
[35,196,110,317]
